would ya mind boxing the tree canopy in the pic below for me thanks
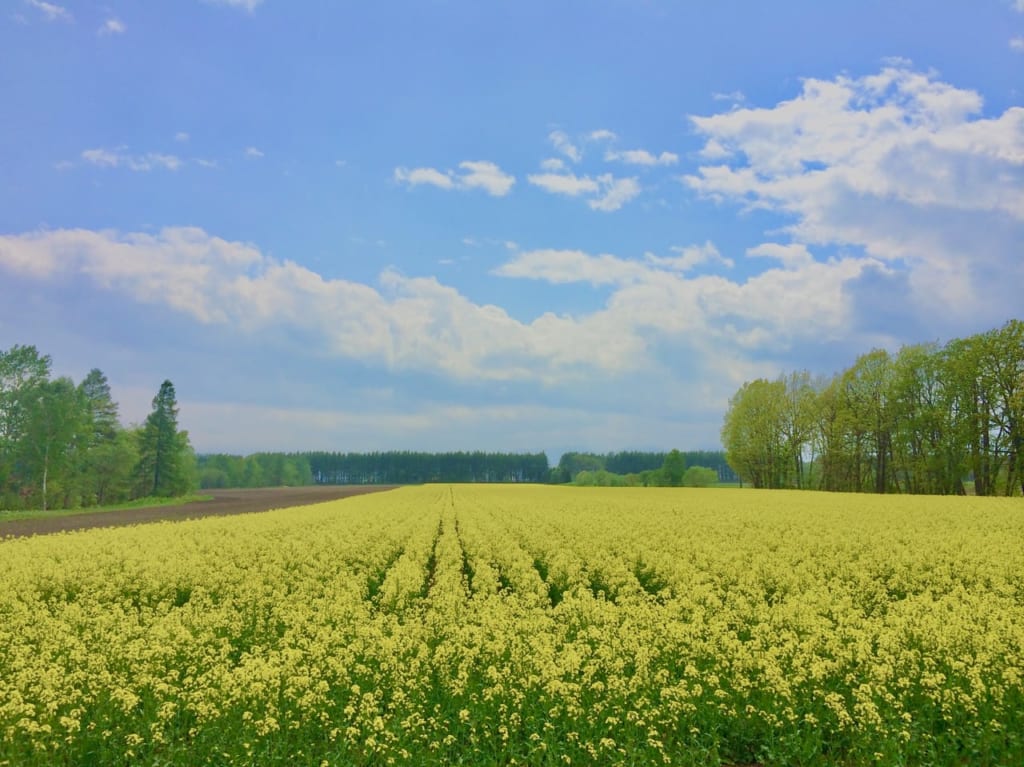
[722,320,1024,495]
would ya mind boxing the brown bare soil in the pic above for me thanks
[0,485,399,540]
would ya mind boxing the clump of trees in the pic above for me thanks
[721,320,1024,495]
[572,449,722,487]
[197,453,314,489]
[0,345,196,511]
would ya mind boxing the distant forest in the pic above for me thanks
[197,449,737,488]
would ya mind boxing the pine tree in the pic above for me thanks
[136,380,193,497]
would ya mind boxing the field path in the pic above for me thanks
[0,485,399,539]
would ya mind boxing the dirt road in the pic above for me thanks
[0,485,399,539]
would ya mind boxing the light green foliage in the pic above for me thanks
[682,465,718,487]
[724,320,1024,495]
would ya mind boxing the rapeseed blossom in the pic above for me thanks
[0,485,1022,765]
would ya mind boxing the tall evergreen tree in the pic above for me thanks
[137,380,194,497]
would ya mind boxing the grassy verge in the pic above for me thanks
[0,494,213,523]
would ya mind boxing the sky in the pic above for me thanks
[1,0,1022,458]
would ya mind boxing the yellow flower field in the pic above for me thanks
[1,485,1022,766]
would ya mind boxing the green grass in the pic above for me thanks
[0,494,213,523]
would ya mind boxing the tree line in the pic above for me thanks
[305,451,551,484]
[0,345,196,511]
[198,453,315,489]
[553,450,737,485]
[721,320,1024,495]
[197,449,738,488]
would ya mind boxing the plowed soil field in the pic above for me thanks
[0,485,398,539]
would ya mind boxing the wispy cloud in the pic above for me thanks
[394,166,454,189]
[244,146,265,158]
[394,160,514,196]
[548,130,582,162]
[604,148,679,166]
[526,172,598,196]
[81,147,181,171]
[528,170,640,212]
[588,176,641,212]
[1011,37,1024,52]
[204,0,263,11]
[712,90,745,102]
[98,17,125,35]
[25,0,72,22]
[175,132,190,143]
[588,129,617,142]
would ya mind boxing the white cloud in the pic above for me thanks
[98,17,125,35]
[244,146,264,158]
[526,172,598,196]
[0,226,914,439]
[0,228,645,382]
[175,132,190,143]
[394,166,454,190]
[712,90,745,103]
[588,129,618,142]
[494,249,652,286]
[588,175,641,212]
[528,170,641,212]
[1011,37,1024,52]
[684,64,1024,329]
[746,243,814,269]
[646,242,734,272]
[456,161,515,196]
[1015,0,1024,12]
[540,157,566,171]
[395,161,514,196]
[26,0,71,22]
[604,148,679,166]
[81,148,181,171]
[548,130,582,162]
[204,0,263,11]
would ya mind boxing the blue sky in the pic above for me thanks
[1,0,1022,457]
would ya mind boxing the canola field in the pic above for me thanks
[1,485,1022,766]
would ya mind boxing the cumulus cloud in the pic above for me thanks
[605,148,679,166]
[588,129,618,142]
[394,161,514,196]
[81,147,181,171]
[0,228,646,382]
[684,63,1024,331]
